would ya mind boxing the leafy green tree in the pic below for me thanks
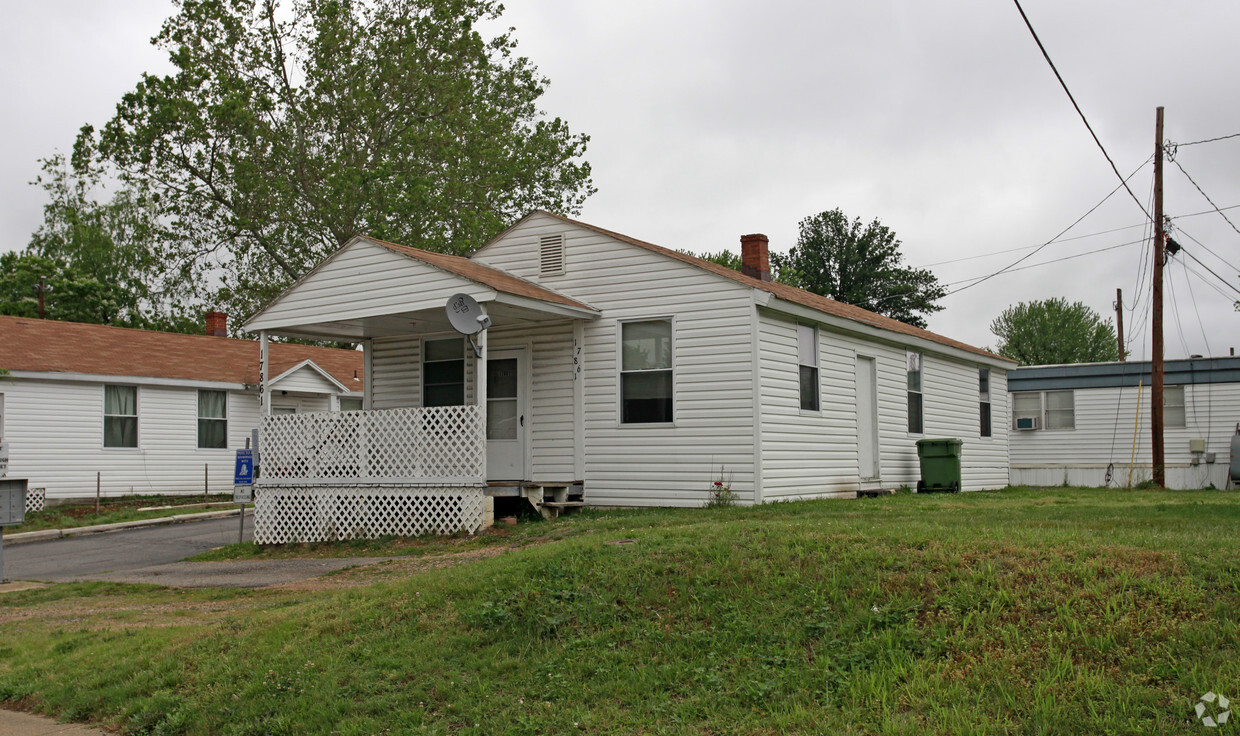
[687,249,742,272]
[0,252,137,325]
[772,209,945,327]
[77,0,594,319]
[989,298,1120,366]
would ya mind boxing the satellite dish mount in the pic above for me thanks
[446,293,491,357]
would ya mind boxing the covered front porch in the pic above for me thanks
[244,235,598,543]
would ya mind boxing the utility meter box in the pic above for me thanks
[0,478,28,527]
[1189,438,1206,454]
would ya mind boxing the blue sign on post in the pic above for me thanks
[234,449,254,486]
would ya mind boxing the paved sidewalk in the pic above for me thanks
[0,708,113,735]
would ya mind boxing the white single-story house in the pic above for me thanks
[1008,356,1239,489]
[0,314,363,501]
[244,210,1014,543]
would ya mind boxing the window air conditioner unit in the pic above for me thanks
[1015,416,1040,431]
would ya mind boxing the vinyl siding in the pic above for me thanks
[247,240,493,332]
[1009,381,1237,489]
[759,311,1009,498]
[475,212,757,506]
[272,365,345,395]
[370,334,477,410]
[1,377,262,499]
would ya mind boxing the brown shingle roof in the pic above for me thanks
[366,237,597,312]
[524,211,1011,363]
[0,316,365,388]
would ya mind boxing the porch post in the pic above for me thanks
[573,318,585,481]
[258,330,271,416]
[362,338,374,411]
[476,310,488,482]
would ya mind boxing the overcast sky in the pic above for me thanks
[3,0,1238,359]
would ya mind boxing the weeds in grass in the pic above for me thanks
[2,487,1238,734]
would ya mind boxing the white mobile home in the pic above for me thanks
[244,211,1013,543]
[0,315,363,500]
[1008,357,1240,489]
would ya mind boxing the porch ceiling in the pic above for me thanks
[261,294,596,341]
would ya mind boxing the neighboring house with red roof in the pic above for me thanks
[242,211,1014,543]
[0,315,363,500]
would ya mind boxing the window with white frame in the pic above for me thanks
[907,352,923,433]
[1045,390,1074,429]
[197,390,228,448]
[979,368,991,438]
[339,397,364,412]
[1011,390,1074,430]
[798,324,819,411]
[104,385,138,448]
[423,337,465,407]
[621,319,673,424]
[1165,385,1185,428]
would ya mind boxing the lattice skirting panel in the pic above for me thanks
[253,485,486,544]
[25,487,46,514]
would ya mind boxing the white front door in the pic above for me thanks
[486,350,527,480]
[857,356,881,480]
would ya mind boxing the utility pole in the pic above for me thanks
[1114,288,1125,362]
[32,278,49,319]
[1151,106,1166,488]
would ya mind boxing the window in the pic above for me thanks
[1011,390,1074,430]
[272,406,297,415]
[907,352,923,434]
[104,385,137,448]
[198,390,228,448]
[621,319,673,423]
[1165,385,1185,428]
[1012,392,1041,429]
[979,368,991,438]
[1045,390,1074,429]
[423,338,465,407]
[798,324,819,411]
[339,397,364,412]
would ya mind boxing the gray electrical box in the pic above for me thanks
[0,478,28,527]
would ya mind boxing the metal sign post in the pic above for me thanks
[0,478,29,584]
[233,450,254,545]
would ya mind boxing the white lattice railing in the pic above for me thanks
[253,486,486,544]
[258,405,485,486]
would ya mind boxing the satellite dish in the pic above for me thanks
[446,293,491,357]
[446,293,491,335]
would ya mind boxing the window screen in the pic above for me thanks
[197,390,227,448]
[798,324,819,411]
[423,338,466,407]
[104,385,138,448]
[621,320,672,423]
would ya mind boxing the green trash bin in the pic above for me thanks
[915,438,963,493]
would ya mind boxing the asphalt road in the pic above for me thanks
[3,515,392,588]
[3,513,253,583]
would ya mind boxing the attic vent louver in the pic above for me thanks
[539,233,566,276]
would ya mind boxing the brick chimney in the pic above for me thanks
[205,311,228,337]
[740,233,771,282]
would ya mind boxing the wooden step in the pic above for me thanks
[540,501,586,508]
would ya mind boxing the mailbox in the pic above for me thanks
[0,478,28,527]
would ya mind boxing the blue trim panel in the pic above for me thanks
[1008,357,1240,392]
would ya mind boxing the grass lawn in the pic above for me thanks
[10,494,242,533]
[1,486,1238,734]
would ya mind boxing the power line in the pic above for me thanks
[1179,260,1214,356]
[918,221,1148,268]
[1180,248,1240,297]
[1181,258,1238,302]
[943,157,1149,297]
[1168,156,1240,239]
[1172,226,1240,274]
[942,238,1145,289]
[1011,0,1153,222]
[1172,132,1240,147]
